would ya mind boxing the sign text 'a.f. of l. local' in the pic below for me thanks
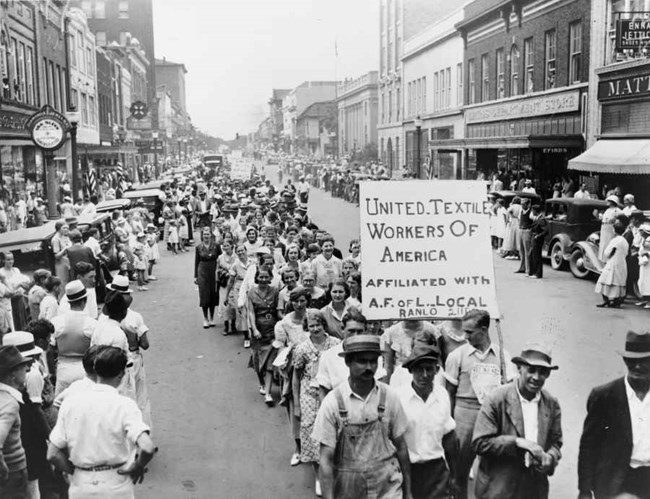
[359,180,500,320]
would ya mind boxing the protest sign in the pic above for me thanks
[229,158,253,180]
[359,180,500,320]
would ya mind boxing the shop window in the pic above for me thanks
[524,38,534,93]
[510,45,520,96]
[457,63,463,106]
[569,21,582,84]
[481,54,489,102]
[468,59,476,104]
[118,1,130,19]
[608,0,650,64]
[545,30,556,89]
[496,48,505,99]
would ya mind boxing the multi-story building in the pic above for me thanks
[269,88,289,151]
[337,71,379,159]
[282,81,338,152]
[295,101,337,157]
[155,58,187,116]
[402,7,465,178]
[568,0,650,207]
[456,0,590,188]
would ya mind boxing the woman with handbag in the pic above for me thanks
[217,240,236,335]
[194,227,221,328]
[636,223,650,308]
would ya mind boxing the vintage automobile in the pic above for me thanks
[122,188,165,223]
[0,223,59,277]
[96,198,131,214]
[541,198,609,279]
[491,190,541,207]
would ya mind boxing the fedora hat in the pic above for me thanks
[618,331,650,359]
[0,345,31,375]
[338,335,383,357]
[107,275,132,294]
[402,343,440,370]
[512,342,558,370]
[3,331,43,358]
[65,280,87,302]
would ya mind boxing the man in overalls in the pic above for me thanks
[312,335,413,499]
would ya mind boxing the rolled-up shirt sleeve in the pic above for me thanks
[122,399,150,444]
[444,348,462,386]
[311,393,338,448]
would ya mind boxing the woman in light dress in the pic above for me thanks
[595,196,623,262]
[493,199,507,252]
[595,220,628,308]
[636,224,650,308]
[501,197,522,259]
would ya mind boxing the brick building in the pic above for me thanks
[456,0,590,189]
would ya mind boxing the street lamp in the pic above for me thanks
[152,130,159,178]
[66,110,81,201]
[414,115,423,179]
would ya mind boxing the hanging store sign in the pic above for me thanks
[598,74,650,101]
[26,105,71,151]
[359,180,500,320]
[465,90,580,124]
[0,110,30,135]
[616,19,650,51]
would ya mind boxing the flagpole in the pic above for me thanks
[335,38,338,158]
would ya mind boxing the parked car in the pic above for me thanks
[541,198,609,279]
[122,188,165,223]
[0,223,59,277]
[491,190,541,207]
[96,198,131,214]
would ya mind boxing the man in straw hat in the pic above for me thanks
[578,331,650,499]
[50,280,98,396]
[312,334,412,499]
[398,340,459,499]
[0,345,32,497]
[472,343,562,498]
[47,346,155,498]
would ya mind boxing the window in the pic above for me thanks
[422,77,426,114]
[510,45,520,97]
[119,32,129,46]
[388,90,392,122]
[9,38,17,100]
[468,59,476,104]
[94,0,106,19]
[86,47,93,76]
[569,21,582,84]
[395,36,401,69]
[59,67,66,110]
[396,87,400,121]
[434,72,439,111]
[1,39,9,99]
[382,92,385,123]
[118,1,129,19]
[81,0,92,18]
[440,73,446,110]
[77,30,84,73]
[17,42,26,103]
[81,93,88,124]
[42,58,51,105]
[71,88,78,110]
[416,79,422,113]
[446,68,451,107]
[89,96,97,126]
[524,38,534,94]
[496,49,505,99]
[69,32,77,68]
[481,54,489,102]
[26,47,34,105]
[96,31,107,46]
[50,62,58,110]
[457,63,463,106]
[545,29,556,89]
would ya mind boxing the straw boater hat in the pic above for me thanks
[338,335,383,358]
[511,342,558,370]
[0,345,31,376]
[402,343,440,370]
[617,331,650,359]
[107,275,132,294]
[3,331,43,358]
[65,280,87,302]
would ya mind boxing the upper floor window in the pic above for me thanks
[119,32,129,46]
[545,29,556,89]
[524,37,534,94]
[396,87,400,121]
[569,21,582,84]
[118,1,130,19]
[496,48,505,99]
[94,0,106,19]
[481,54,489,102]
[457,62,463,106]
[510,45,520,96]
[96,31,107,46]
[81,0,92,18]
[468,59,476,104]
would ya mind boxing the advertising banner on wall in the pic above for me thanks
[359,180,500,320]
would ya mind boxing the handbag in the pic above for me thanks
[272,345,293,369]
[217,268,230,288]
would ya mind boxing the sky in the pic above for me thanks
[153,0,380,140]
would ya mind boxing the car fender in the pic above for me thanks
[547,233,573,259]
[571,241,603,274]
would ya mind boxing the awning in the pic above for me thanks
[568,139,650,174]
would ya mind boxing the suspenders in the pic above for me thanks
[335,383,387,427]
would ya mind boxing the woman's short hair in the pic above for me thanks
[281,267,298,282]
[329,278,350,299]
[55,221,65,231]
[341,258,359,271]
[342,307,367,327]
[254,265,274,284]
[349,239,360,251]
[302,309,330,333]
[44,276,62,292]
[69,230,83,243]
[75,261,94,277]
[289,286,311,305]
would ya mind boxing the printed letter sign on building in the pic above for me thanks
[360,180,500,320]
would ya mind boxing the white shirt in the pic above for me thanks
[91,318,128,352]
[625,376,650,468]
[0,382,23,403]
[50,311,97,346]
[315,342,386,390]
[39,295,60,321]
[54,377,95,408]
[84,236,102,257]
[49,383,149,468]
[398,383,456,462]
[574,190,589,199]
[58,288,99,319]
[516,383,540,443]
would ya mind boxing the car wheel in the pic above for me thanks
[569,248,590,279]
[550,241,565,270]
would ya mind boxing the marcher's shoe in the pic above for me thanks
[265,394,274,406]
[530,276,541,279]
[290,453,300,466]
[315,479,322,497]
[259,386,266,395]
[138,286,149,291]
[244,339,251,349]
[279,395,289,407]
[514,270,525,274]
[148,276,158,281]
[636,301,648,307]
[596,302,610,308]
[203,320,210,328]
[208,320,215,327]
[644,304,650,309]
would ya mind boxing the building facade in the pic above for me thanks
[295,101,337,158]
[269,88,289,152]
[337,71,379,159]
[402,7,465,179]
[155,58,187,116]
[456,0,590,190]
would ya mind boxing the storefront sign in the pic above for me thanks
[616,19,650,50]
[598,74,650,101]
[0,110,30,134]
[359,180,500,320]
[465,90,580,124]
[25,105,71,151]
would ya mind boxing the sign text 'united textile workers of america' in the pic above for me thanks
[359,180,500,321]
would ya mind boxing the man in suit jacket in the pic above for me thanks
[472,343,562,499]
[578,331,650,499]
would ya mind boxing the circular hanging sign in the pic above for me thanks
[31,116,66,151]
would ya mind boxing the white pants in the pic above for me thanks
[69,469,134,498]
[27,479,40,499]
[131,352,152,428]
[55,358,85,397]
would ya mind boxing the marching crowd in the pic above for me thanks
[0,158,649,499]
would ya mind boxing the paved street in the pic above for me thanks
[134,167,647,498]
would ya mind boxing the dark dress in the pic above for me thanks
[248,285,279,375]
[194,242,221,308]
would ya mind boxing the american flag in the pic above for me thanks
[425,155,433,179]
[85,169,96,196]
[115,163,124,198]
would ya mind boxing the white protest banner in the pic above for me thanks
[359,180,499,320]
[229,158,253,180]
